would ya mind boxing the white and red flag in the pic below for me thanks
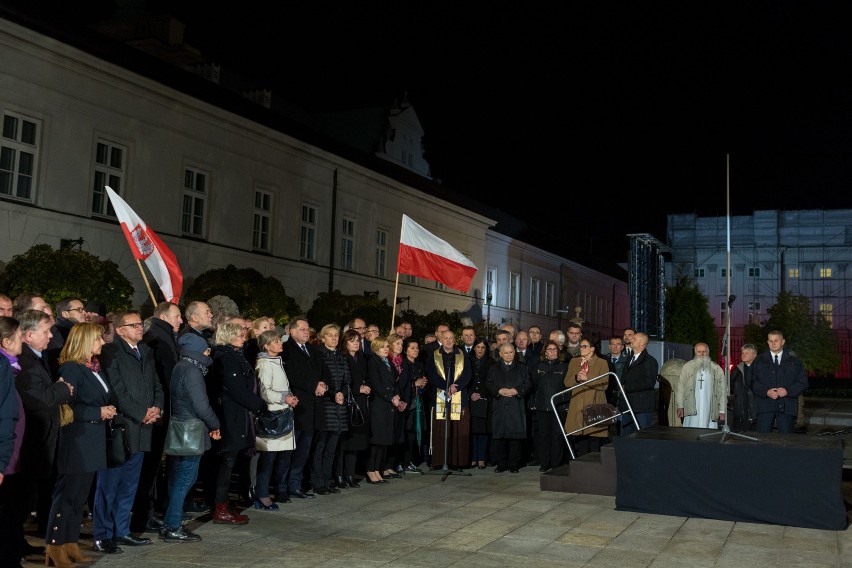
[105,186,183,303]
[398,214,477,293]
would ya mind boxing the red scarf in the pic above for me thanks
[84,355,101,374]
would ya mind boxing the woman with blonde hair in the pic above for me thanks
[45,323,116,567]
[365,337,406,483]
[244,316,275,366]
[312,324,350,494]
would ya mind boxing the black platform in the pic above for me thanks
[614,426,847,530]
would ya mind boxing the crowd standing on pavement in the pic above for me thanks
[0,290,801,566]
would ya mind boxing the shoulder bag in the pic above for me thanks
[254,407,294,438]
[582,391,619,427]
[106,418,131,467]
[164,400,208,456]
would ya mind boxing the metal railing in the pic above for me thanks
[549,371,638,460]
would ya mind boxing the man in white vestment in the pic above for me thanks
[676,343,725,428]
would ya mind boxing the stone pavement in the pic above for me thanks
[23,464,852,568]
[19,397,852,568]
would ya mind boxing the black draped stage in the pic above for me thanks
[614,426,847,531]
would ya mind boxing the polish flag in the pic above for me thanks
[105,186,183,303]
[398,214,477,293]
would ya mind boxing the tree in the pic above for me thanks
[0,244,134,312]
[183,265,300,324]
[664,276,719,359]
[307,290,393,331]
[745,291,841,376]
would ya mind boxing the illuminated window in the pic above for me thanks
[820,303,833,325]
[788,268,799,278]
[820,267,833,278]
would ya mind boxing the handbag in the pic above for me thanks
[106,419,131,467]
[347,391,365,428]
[59,403,74,427]
[254,407,294,438]
[164,417,208,456]
[582,402,619,427]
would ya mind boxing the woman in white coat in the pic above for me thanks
[253,330,298,509]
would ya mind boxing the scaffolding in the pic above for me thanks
[628,234,671,339]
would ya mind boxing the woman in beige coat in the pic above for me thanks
[254,330,298,509]
[564,341,610,457]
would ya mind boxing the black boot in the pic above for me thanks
[334,475,347,488]
[345,475,360,488]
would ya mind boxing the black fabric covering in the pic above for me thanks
[614,426,847,530]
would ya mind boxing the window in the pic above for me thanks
[694,268,705,278]
[91,139,126,216]
[788,268,799,278]
[0,112,40,201]
[748,301,761,312]
[182,167,208,237]
[374,228,387,277]
[300,204,317,261]
[545,282,555,316]
[720,301,728,324]
[820,267,833,278]
[252,189,272,252]
[403,274,416,284]
[509,272,521,311]
[720,268,728,278]
[820,303,833,326]
[748,266,761,278]
[340,218,354,270]
[530,278,540,314]
[486,267,497,305]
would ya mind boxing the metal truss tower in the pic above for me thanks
[628,233,671,339]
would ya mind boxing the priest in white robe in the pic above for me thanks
[676,343,726,428]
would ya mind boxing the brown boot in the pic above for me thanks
[63,543,93,564]
[44,544,75,568]
[212,502,249,525]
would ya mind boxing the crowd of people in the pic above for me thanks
[0,290,803,567]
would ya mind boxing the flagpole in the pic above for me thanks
[136,259,159,306]
[390,271,401,332]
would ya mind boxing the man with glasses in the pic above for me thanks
[96,311,163,553]
[46,297,87,378]
[346,318,371,357]
[565,324,583,358]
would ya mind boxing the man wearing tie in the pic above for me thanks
[616,332,658,436]
[604,336,628,406]
[750,330,808,433]
[461,326,476,356]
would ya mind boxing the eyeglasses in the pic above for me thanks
[545,347,558,352]
[120,322,143,328]
[579,344,592,349]
[67,307,85,313]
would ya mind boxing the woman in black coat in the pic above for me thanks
[312,324,350,495]
[531,340,570,472]
[365,337,406,484]
[468,337,493,469]
[209,323,265,525]
[398,338,428,472]
[486,343,532,473]
[336,329,370,488]
[46,322,116,567]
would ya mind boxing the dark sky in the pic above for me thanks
[22,1,852,262]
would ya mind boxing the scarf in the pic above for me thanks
[181,355,209,376]
[0,348,21,375]
[84,355,101,374]
[391,354,403,375]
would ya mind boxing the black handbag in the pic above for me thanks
[582,402,619,426]
[254,407,294,438]
[106,419,131,468]
[348,391,365,428]
[164,417,208,456]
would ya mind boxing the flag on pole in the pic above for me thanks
[398,214,477,293]
[105,186,183,303]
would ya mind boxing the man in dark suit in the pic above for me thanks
[617,332,658,436]
[177,301,213,344]
[14,310,72,548]
[730,343,758,432]
[95,311,163,553]
[750,330,808,433]
[282,317,329,499]
[605,335,628,406]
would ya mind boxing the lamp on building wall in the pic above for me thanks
[556,306,572,330]
[60,237,84,250]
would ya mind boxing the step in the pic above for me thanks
[539,443,617,496]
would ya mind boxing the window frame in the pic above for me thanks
[0,110,41,202]
[252,188,273,252]
[91,138,127,218]
[181,165,209,238]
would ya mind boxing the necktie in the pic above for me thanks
[612,357,618,364]
[774,354,779,366]
[300,344,309,357]
[132,346,141,361]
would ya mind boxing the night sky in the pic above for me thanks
[13,1,852,263]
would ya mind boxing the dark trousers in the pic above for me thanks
[45,471,95,544]
[93,451,145,540]
[214,450,239,503]
[756,412,796,433]
[334,448,358,477]
[311,431,341,490]
[368,444,388,472]
[255,450,292,499]
[0,473,26,567]
[535,410,565,468]
[287,429,314,493]
[471,434,489,462]
[492,438,521,469]
[129,423,166,531]
[36,464,58,533]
